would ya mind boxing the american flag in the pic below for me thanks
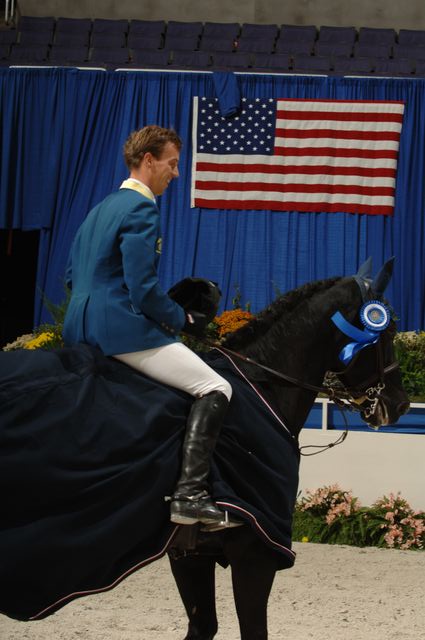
[191,97,405,215]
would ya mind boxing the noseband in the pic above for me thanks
[324,335,399,420]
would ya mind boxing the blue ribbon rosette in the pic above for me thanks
[332,301,390,364]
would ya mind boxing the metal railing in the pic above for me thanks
[5,0,16,25]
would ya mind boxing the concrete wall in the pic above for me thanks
[16,0,425,30]
[298,429,425,511]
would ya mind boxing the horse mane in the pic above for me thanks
[222,276,346,357]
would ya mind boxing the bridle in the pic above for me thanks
[322,328,399,420]
[190,327,399,422]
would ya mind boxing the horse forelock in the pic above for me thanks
[222,276,357,354]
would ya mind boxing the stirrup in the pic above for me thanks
[200,510,244,532]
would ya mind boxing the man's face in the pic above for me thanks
[148,142,180,196]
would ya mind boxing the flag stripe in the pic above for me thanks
[195,180,395,196]
[197,154,396,172]
[276,128,402,141]
[276,110,404,123]
[197,172,396,187]
[195,186,395,203]
[274,147,399,159]
[191,97,405,215]
[194,198,395,215]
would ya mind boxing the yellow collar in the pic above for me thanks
[120,179,156,202]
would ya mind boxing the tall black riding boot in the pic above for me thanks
[170,390,229,525]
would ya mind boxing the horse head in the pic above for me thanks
[329,257,410,428]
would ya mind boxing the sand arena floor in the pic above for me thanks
[1,542,424,640]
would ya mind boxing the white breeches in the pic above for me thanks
[113,342,232,401]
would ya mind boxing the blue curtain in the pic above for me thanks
[1,68,425,330]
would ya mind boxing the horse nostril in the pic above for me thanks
[397,401,410,415]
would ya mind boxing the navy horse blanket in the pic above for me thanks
[0,344,299,620]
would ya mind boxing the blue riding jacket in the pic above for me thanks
[63,181,186,355]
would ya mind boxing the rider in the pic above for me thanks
[62,125,232,526]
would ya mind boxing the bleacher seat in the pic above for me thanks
[353,42,393,59]
[0,44,11,60]
[56,18,92,34]
[279,24,317,42]
[18,16,55,32]
[19,30,54,46]
[163,35,199,51]
[92,19,128,35]
[292,53,332,73]
[393,44,425,60]
[170,50,211,69]
[90,46,130,68]
[314,41,353,57]
[203,22,240,39]
[373,57,414,76]
[252,52,291,72]
[128,20,166,37]
[9,44,49,64]
[211,51,251,70]
[0,30,17,45]
[131,49,170,67]
[317,25,356,44]
[237,36,275,54]
[55,31,91,47]
[413,59,425,75]
[91,32,127,48]
[275,39,314,55]
[333,56,374,74]
[199,36,236,53]
[358,27,396,45]
[240,23,278,40]
[398,29,425,46]
[128,34,163,50]
[166,21,203,39]
[49,44,88,65]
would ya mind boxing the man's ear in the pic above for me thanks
[142,151,153,167]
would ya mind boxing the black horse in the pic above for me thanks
[168,257,409,640]
[0,259,409,636]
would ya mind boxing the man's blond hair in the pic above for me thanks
[123,125,182,169]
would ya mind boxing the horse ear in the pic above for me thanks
[356,256,373,280]
[371,257,395,297]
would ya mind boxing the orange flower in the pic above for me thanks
[214,309,253,338]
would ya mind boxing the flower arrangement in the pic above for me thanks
[371,492,425,550]
[214,308,254,338]
[299,484,361,524]
[293,484,425,550]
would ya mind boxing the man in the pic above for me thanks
[63,125,232,526]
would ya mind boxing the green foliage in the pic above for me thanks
[41,285,71,327]
[394,331,425,401]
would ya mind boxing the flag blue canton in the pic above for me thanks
[197,97,276,154]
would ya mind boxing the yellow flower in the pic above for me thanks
[301,536,309,543]
[23,332,55,350]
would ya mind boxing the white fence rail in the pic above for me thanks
[299,400,425,510]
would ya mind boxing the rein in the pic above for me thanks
[183,331,399,454]
[185,333,398,403]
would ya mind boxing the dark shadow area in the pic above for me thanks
[0,229,39,348]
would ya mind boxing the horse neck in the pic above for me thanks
[222,277,358,437]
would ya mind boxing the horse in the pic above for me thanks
[167,257,410,640]
[0,259,409,638]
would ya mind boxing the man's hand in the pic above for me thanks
[183,311,209,337]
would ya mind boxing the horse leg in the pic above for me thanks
[230,556,276,640]
[224,528,277,640]
[168,554,218,640]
